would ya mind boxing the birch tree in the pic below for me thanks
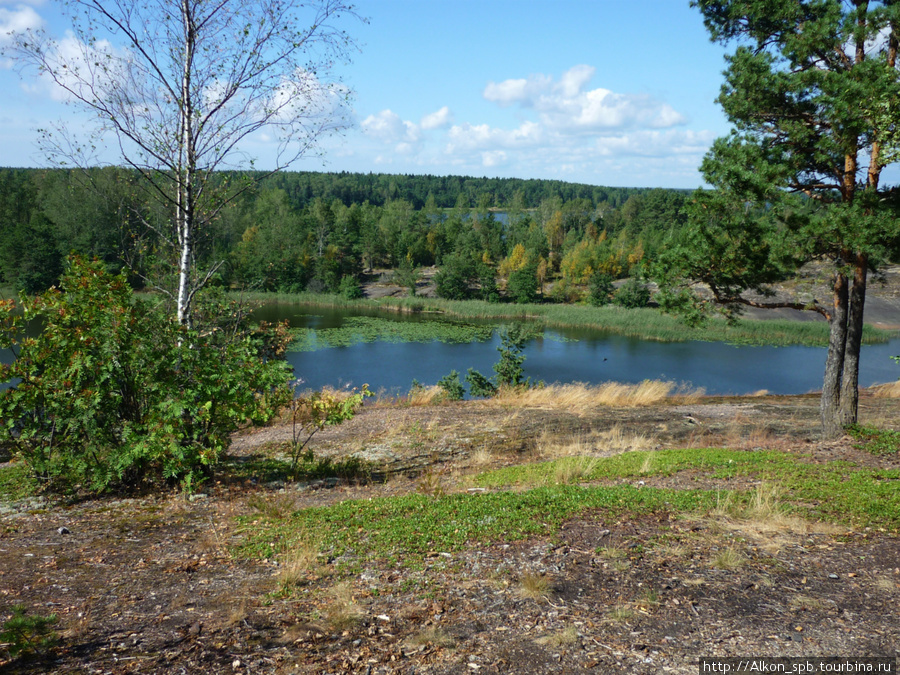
[6,0,361,325]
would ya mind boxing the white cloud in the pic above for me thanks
[0,3,43,63]
[343,65,708,187]
[484,64,685,131]
[481,150,507,168]
[420,105,453,130]
[361,109,421,144]
[445,120,542,153]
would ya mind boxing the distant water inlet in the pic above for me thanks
[252,305,900,397]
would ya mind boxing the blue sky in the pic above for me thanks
[0,0,733,189]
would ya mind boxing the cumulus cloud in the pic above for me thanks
[420,105,453,130]
[361,109,421,145]
[351,64,705,186]
[0,3,44,63]
[484,64,685,131]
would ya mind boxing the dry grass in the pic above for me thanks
[535,425,655,459]
[551,456,601,484]
[416,468,447,497]
[597,544,627,560]
[870,380,900,398]
[322,582,362,631]
[248,493,299,521]
[469,447,498,466]
[874,576,898,592]
[278,531,324,588]
[517,572,552,601]
[604,605,635,623]
[652,542,689,562]
[406,626,456,649]
[405,385,446,406]
[788,594,827,611]
[535,626,578,647]
[488,380,704,413]
[712,546,746,570]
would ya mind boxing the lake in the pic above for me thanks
[252,304,900,397]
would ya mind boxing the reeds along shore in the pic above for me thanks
[236,291,896,348]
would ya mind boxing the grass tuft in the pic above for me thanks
[517,571,552,601]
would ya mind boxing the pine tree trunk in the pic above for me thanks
[821,272,849,439]
[839,256,868,427]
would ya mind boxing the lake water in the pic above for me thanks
[253,304,900,397]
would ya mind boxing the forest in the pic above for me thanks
[0,167,690,305]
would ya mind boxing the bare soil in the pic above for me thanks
[2,392,899,674]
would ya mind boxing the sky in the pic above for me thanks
[0,0,734,189]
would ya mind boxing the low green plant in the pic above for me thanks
[465,368,497,398]
[1,605,58,659]
[847,424,900,456]
[0,257,292,494]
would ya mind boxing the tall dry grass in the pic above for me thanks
[870,380,900,399]
[536,425,655,459]
[490,380,703,412]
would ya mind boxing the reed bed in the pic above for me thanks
[237,291,896,347]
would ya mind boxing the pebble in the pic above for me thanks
[829,573,839,579]
[57,526,70,535]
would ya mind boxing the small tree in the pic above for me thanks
[288,384,370,475]
[464,324,532,397]
[394,258,421,297]
[339,274,364,300]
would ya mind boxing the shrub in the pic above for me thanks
[465,368,497,398]
[588,271,615,306]
[436,370,465,400]
[0,257,292,493]
[434,255,473,300]
[614,277,651,308]
[507,263,539,304]
[338,274,364,300]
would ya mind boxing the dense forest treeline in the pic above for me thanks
[0,167,691,304]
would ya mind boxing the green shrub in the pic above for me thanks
[338,275,364,300]
[0,257,292,493]
[465,368,497,398]
[588,271,615,306]
[614,277,651,308]
[436,370,465,400]
[507,263,539,304]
